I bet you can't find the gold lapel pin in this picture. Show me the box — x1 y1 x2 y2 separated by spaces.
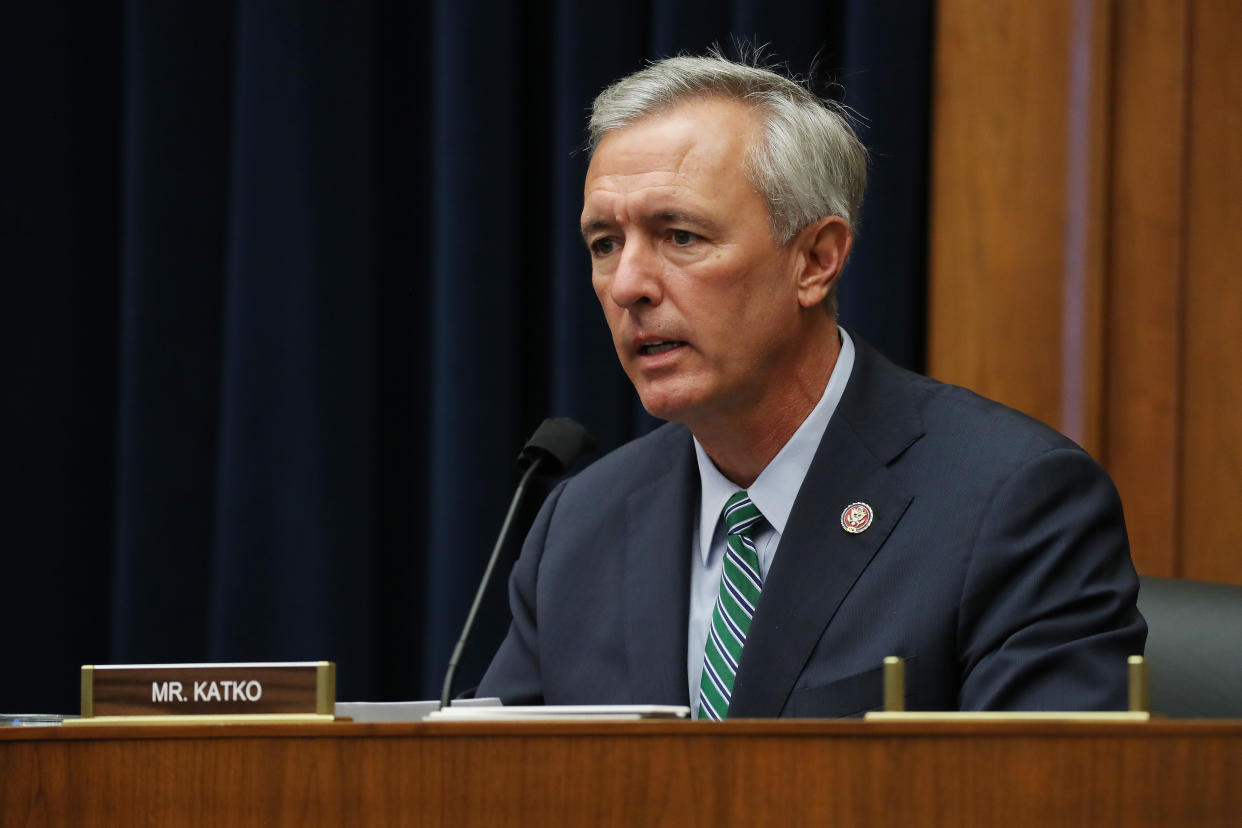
841 502 874 534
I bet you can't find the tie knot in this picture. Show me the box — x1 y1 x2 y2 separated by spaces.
723 490 763 538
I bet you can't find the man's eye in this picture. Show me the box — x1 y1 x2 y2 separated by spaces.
670 230 698 246
591 238 619 256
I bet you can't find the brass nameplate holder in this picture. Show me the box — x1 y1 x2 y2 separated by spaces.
864 655 1151 721
65 661 335 726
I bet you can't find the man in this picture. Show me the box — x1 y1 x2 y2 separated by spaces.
477 54 1145 717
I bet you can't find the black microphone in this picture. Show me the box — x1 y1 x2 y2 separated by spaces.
517 417 597 476
438 417 595 710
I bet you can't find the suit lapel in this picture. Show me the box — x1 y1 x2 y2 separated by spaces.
623 427 697 705
728 337 924 717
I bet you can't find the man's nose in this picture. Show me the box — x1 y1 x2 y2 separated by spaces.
609 240 662 308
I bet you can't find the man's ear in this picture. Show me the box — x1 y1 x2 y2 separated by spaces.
794 217 852 309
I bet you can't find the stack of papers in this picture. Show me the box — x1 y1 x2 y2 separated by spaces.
334 697 501 722
425 704 690 722
334 700 691 723
0 714 68 727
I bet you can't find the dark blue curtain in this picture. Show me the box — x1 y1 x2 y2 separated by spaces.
1 0 931 712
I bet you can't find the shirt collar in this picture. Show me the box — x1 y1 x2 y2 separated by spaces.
694 327 856 564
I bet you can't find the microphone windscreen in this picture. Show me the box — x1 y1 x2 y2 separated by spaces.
517 417 595 476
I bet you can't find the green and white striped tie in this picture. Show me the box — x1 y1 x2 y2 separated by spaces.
697 490 765 720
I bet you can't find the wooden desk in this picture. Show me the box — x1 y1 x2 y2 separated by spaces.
3 719 1241 826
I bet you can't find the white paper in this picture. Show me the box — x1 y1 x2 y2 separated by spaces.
425 704 690 722
334 697 503 722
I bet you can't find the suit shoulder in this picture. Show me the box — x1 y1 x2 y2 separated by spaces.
561 421 692 495
847 338 1082 467
921 378 1080 454
894 373 1101 492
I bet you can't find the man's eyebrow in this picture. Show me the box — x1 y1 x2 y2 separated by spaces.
580 217 614 240
652 210 721 234
579 210 722 240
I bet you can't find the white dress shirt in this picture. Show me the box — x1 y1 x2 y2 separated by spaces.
687 328 856 715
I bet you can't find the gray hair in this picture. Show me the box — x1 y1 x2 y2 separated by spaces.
588 54 869 297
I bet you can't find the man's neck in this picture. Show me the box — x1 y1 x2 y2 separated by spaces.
690 323 841 487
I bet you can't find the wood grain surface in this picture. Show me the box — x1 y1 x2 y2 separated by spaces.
929 0 1242 583
928 0 1075 432
3 720 1242 826
1181 0 1242 582
1100 0 1189 578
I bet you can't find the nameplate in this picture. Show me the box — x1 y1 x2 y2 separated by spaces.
68 662 335 725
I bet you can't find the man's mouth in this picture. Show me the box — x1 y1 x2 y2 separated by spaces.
638 340 687 356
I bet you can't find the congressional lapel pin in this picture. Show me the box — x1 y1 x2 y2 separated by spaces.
841 502 874 534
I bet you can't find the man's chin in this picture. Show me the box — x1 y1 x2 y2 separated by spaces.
629 371 723 426
635 391 704 426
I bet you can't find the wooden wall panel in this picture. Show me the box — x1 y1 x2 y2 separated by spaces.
930 0 1242 583
1101 0 1189 577
1181 0 1242 581
928 1 1075 432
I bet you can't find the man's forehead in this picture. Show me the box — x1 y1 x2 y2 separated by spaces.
586 98 757 179
585 132 700 189
581 166 738 232
582 100 758 221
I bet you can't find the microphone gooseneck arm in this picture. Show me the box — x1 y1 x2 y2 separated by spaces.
438 454 545 711
438 417 594 710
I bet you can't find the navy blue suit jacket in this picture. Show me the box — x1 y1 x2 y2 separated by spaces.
478 336 1146 716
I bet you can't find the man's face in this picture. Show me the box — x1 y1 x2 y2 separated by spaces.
581 97 808 429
